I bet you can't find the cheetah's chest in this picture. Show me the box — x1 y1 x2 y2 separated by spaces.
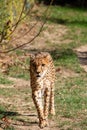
37 78 51 89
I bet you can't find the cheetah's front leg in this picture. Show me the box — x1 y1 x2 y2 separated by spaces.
32 89 45 128
44 88 50 126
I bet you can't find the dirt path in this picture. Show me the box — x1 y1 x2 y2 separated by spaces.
0 77 58 130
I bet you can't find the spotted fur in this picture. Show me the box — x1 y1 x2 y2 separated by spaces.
30 52 55 128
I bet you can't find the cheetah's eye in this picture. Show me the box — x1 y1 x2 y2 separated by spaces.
32 63 36 68
42 64 45 66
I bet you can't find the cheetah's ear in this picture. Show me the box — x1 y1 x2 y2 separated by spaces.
29 54 35 60
44 53 52 62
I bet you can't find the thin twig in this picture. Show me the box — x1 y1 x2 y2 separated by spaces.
10 21 38 42
0 19 46 53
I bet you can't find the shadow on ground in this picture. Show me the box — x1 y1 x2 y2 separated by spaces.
76 52 87 65
47 17 87 27
28 48 87 65
0 110 38 129
27 48 76 59
0 110 19 117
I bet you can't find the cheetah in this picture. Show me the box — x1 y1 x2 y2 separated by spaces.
30 52 55 128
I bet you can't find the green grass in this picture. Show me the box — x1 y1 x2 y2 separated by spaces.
0 105 6 119
49 6 87 27
47 6 87 48
51 48 83 73
0 74 13 85
0 88 18 97
55 74 87 129
8 66 30 80
8 56 30 80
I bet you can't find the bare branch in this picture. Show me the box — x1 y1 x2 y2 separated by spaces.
0 19 46 53
0 0 54 53
10 21 38 43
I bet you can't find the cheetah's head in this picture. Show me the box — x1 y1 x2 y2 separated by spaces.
30 52 51 78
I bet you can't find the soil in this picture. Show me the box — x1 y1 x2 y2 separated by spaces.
74 45 87 72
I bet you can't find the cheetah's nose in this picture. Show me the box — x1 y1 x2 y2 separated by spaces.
36 71 41 77
36 71 40 74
